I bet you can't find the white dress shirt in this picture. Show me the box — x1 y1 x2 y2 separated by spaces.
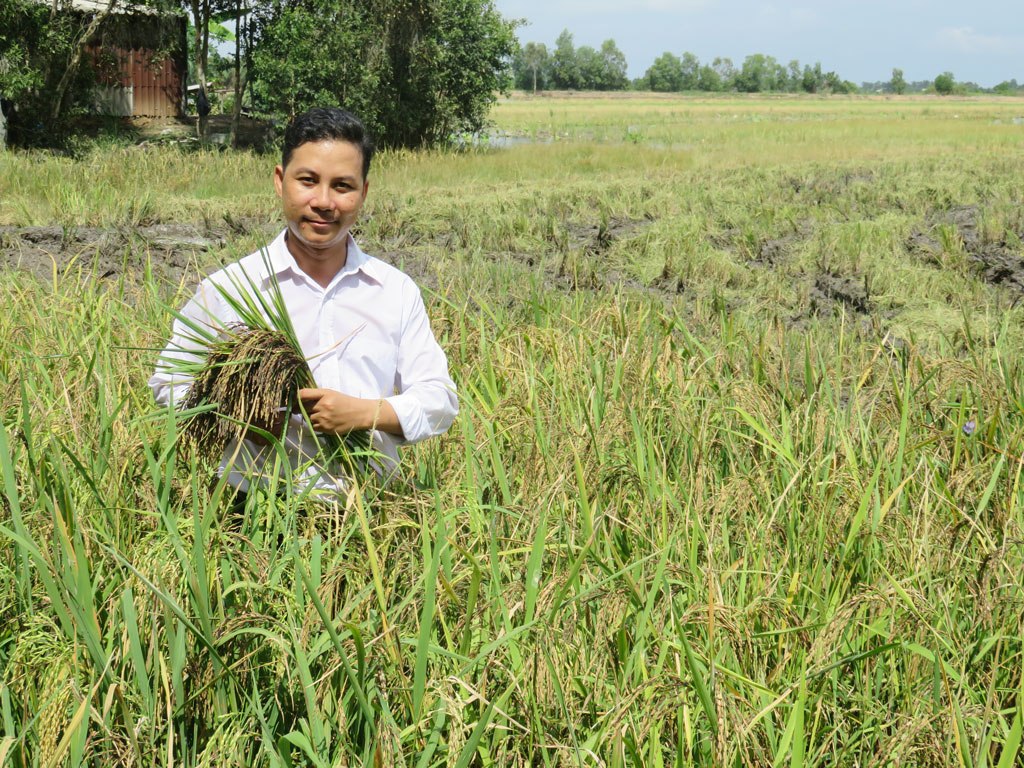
149 229 458 493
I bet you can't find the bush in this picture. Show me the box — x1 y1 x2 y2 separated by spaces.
934 72 955 95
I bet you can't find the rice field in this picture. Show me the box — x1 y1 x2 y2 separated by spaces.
0 93 1023 766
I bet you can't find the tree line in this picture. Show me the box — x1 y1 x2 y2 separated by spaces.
512 31 859 94
867 70 1021 96
513 30 1022 97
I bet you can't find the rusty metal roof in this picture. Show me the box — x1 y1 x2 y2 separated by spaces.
35 0 175 16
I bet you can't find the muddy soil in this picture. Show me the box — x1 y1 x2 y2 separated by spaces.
911 205 1024 295
970 244 1024 296
710 220 813 268
810 273 871 316
787 169 875 204
566 216 651 256
0 220 277 287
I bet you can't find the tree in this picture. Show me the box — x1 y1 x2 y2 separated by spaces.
519 41 548 93
934 71 955 95
679 51 699 90
598 39 628 91
736 53 776 92
645 52 683 92
576 45 603 90
550 28 580 89
801 61 823 93
787 59 801 92
890 67 906 95
250 0 516 147
697 63 721 91
183 0 239 139
712 57 736 90
770 59 787 91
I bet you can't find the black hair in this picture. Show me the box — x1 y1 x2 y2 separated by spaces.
281 107 375 181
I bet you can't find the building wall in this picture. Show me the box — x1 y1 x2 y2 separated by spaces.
88 15 186 118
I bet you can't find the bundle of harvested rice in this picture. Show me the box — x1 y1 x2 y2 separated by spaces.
182 324 310 452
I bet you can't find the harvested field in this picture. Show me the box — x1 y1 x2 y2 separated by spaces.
1 94 1024 767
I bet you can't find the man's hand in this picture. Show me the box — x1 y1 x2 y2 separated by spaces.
246 407 289 446
297 388 404 437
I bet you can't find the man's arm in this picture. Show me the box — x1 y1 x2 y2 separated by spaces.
149 280 230 408
294 282 457 443
383 281 459 444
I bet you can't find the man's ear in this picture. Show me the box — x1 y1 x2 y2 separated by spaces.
273 165 285 198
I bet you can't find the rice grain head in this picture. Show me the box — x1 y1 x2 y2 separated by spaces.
183 324 309 455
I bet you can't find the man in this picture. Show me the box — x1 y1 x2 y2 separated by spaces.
150 107 458 493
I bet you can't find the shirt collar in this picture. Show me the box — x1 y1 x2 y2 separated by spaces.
266 228 383 287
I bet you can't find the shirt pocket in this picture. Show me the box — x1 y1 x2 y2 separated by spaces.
338 328 400 396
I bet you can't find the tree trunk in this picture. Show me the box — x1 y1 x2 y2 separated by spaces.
189 0 209 140
50 0 118 121
230 0 245 148
0 105 7 151
532 66 537 94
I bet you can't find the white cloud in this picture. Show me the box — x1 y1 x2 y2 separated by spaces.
935 27 1021 55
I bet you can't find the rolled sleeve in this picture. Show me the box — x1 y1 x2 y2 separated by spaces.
386 283 458 444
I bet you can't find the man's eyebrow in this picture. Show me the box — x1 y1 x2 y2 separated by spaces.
290 167 359 183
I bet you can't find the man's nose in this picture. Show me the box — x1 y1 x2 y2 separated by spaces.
309 184 335 209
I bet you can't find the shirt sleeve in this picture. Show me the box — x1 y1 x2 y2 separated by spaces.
384 281 458 444
148 279 233 409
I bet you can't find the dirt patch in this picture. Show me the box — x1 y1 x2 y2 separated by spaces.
0 220 276 287
810 273 871 316
939 205 982 252
969 244 1024 296
649 263 687 295
788 169 875 203
712 221 812 267
709 228 739 251
566 216 651 256
912 205 1024 294
906 229 941 259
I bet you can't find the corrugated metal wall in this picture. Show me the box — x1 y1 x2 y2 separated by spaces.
87 15 185 118
89 46 183 118
129 47 183 117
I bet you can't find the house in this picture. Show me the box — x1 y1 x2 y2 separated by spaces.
75 0 187 118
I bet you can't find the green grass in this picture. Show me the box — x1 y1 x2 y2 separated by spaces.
0 94 1023 766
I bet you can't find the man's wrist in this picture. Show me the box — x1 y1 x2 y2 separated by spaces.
361 397 383 431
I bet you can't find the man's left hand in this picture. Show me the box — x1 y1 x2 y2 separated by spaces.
297 388 404 437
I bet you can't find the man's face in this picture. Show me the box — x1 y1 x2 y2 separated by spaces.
274 139 369 252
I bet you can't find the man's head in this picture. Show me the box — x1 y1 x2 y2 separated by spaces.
274 107 374 255
281 107 374 182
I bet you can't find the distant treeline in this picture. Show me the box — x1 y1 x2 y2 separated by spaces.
862 76 1022 95
512 30 1021 96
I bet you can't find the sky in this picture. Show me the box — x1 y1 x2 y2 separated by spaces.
493 0 1023 86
